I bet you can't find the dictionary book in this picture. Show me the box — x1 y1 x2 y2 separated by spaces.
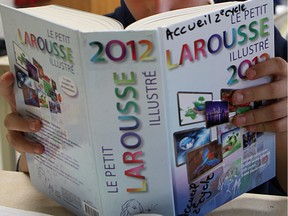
0 0 276 215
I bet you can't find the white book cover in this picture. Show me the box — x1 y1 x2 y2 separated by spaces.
0 0 276 215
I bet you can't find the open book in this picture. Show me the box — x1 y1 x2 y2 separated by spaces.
0 0 276 215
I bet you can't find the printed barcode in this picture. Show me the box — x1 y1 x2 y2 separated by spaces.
84 203 100 216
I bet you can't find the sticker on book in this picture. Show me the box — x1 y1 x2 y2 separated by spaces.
205 100 229 128
59 75 78 97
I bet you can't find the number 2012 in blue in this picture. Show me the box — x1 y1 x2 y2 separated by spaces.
227 53 269 85
89 39 155 63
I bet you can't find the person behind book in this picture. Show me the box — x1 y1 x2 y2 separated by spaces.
0 0 287 197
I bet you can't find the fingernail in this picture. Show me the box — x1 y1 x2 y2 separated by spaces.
235 92 244 103
246 69 256 79
34 146 44 154
29 121 36 131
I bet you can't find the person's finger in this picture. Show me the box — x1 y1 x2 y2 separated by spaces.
232 79 287 105
6 130 45 154
4 112 42 133
0 71 16 112
233 98 287 132
245 117 287 133
245 57 287 80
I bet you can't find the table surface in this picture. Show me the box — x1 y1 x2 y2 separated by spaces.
0 170 287 216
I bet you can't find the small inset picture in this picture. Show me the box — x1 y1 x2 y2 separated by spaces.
55 102 62 113
22 84 40 107
260 152 270 167
174 127 211 166
26 60 39 82
15 65 28 88
242 131 257 149
43 78 53 97
13 42 29 70
205 101 229 128
217 121 237 144
49 101 58 113
50 91 58 102
187 140 222 183
221 127 242 158
33 58 44 79
38 91 49 108
220 89 237 112
51 79 57 91
177 92 213 126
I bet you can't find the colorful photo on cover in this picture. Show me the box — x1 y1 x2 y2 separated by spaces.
13 42 29 70
216 121 237 144
205 101 229 128
186 140 222 183
242 131 257 149
221 127 242 158
26 60 39 82
49 101 58 113
33 58 44 79
22 84 40 107
242 130 258 159
38 91 49 108
174 127 211 166
51 79 57 91
220 89 237 112
177 92 213 126
43 78 53 97
15 64 28 88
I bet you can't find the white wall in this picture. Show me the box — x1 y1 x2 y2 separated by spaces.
0 0 14 38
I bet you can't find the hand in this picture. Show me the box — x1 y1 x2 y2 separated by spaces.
0 72 44 171
232 57 287 133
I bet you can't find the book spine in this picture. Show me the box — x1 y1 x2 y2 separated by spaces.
80 30 175 215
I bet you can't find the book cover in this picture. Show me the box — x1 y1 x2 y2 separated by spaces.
0 0 276 215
